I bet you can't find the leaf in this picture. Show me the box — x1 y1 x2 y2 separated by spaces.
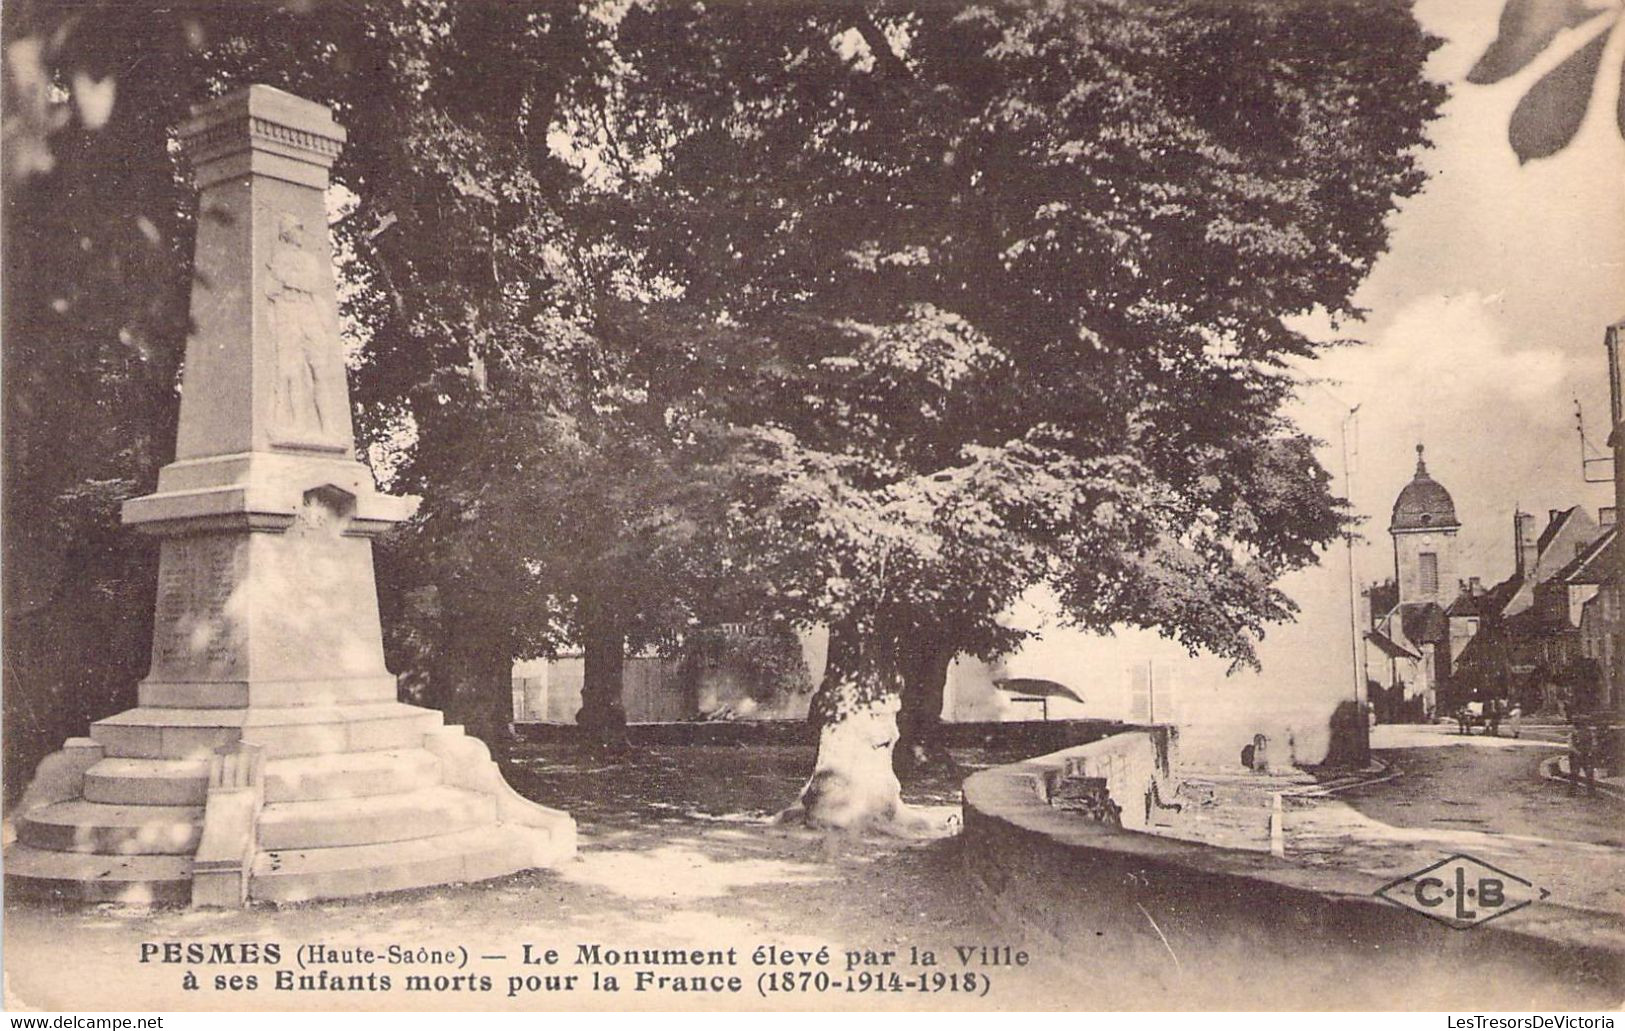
1467 0 1597 84
4 37 65 180
1508 26 1611 163
1618 46 1625 141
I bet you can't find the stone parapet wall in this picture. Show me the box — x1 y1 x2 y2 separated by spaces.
1033 725 1176 830
958 737 1625 1009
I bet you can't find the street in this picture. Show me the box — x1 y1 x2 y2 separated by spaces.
1348 723 1621 846
1287 723 1625 927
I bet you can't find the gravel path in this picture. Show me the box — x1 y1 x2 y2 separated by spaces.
1344 724 1623 847
4 745 1082 1012
1281 724 1625 924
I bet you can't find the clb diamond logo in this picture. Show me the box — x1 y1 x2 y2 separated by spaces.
1375 854 1550 930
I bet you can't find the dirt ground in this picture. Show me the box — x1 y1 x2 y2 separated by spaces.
5 738 1622 1012
1275 725 1625 914
4 744 1093 1012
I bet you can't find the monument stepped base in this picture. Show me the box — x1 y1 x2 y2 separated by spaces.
4 847 196 905
6 702 575 906
250 825 545 904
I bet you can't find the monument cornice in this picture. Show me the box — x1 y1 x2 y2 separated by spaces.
179 85 346 189
122 482 418 539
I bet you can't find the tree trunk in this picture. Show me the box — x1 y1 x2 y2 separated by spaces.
785 622 944 834
894 635 955 776
576 601 628 748
428 607 513 747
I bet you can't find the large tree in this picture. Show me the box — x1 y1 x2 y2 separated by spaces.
287 3 759 745
606 0 1444 829
3 1 225 795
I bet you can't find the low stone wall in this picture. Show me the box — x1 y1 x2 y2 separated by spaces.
1032 724 1176 830
959 735 1625 1009
514 718 1136 752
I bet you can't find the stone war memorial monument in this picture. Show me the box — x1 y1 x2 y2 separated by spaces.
4 86 576 906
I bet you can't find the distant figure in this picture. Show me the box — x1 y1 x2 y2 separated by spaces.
1508 705 1522 739
1485 700 1502 738
1569 722 1597 795
1249 733 1271 774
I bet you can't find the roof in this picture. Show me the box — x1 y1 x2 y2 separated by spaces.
1398 602 1449 645
1446 589 1486 618
1554 524 1617 586
1536 507 1582 555
1479 575 1525 619
1504 604 1569 635
1455 631 1488 669
1390 445 1459 532
1366 628 1421 660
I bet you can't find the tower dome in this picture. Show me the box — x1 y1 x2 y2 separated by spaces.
1390 444 1459 532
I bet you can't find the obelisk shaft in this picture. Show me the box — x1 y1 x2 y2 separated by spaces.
121 85 414 703
174 92 356 460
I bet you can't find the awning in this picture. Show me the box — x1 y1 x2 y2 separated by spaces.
992 677 1085 705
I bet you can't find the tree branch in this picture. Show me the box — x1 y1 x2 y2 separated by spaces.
847 6 910 81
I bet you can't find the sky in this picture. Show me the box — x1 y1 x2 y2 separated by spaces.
988 0 1625 758
1298 0 1625 588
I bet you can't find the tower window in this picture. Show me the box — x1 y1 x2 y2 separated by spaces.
1419 552 1439 594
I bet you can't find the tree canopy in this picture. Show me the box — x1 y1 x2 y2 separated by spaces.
608 0 1441 653
592 0 1443 819
3 0 1444 819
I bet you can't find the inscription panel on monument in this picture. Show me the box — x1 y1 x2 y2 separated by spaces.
151 535 244 680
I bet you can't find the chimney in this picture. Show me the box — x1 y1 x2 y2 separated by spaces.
1602 506 1617 528
1514 511 1538 579
1469 576 1482 595
1549 509 1563 528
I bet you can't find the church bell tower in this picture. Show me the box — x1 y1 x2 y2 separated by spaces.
1390 444 1461 606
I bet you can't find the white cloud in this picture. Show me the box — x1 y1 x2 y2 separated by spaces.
1346 291 1565 408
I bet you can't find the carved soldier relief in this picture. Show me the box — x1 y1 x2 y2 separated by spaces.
265 212 337 445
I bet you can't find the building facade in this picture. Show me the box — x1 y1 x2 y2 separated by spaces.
1365 446 1459 719
1360 443 1616 720
1596 319 1625 711
1452 506 1614 715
